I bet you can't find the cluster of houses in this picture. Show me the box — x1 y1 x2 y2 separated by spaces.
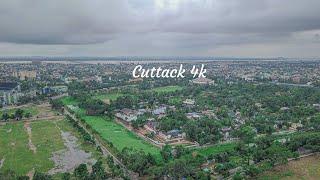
114 98 248 145
115 104 189 146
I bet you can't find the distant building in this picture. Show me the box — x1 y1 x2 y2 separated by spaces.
115 108 138 123
186 112 201 119
152 106 167 116
166 129 182 139
313 104 320 111
190 77 214 85
13 71 37 80
183 99 195 106
0 82 21 106
144 119 158 134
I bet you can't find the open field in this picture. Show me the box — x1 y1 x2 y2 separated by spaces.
0 118 100 176
0 120 64 175
94 92 124 101
60 97 79 106
0 106 39 118
150 85 183 93
259 154 320 180
195 142 237 156
60 96 161 159
94 92 124 104
82 116 161 158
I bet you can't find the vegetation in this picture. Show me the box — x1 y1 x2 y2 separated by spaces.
0 120 64 175
82 116 161 158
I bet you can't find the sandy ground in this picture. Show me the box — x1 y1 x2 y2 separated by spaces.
48 131 96 175
24 121 37 154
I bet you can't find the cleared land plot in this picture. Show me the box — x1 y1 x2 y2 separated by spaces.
0 120 64 175
0 119 98 176
94 92 124 104
150 86 183 93
195 143 237 156
259 154 320 180
82 116 161 158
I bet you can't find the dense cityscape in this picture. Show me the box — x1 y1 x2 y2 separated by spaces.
1 0 320 179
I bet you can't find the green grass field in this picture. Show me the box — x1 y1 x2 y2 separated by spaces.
59 96 161 158
60 96 79 106
168 96 182 105
150 85 183 93
82 116 161 158
194 142 237 156
0 106 39 118
94 92 124 102
0 120 64 175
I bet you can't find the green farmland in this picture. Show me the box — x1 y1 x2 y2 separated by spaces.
82 116 161 158
94 92 124 101
60 96 79 106
0 120 64 175
195 142 237 156
60 96 161 159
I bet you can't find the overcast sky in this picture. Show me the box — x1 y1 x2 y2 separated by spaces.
0 0 319 58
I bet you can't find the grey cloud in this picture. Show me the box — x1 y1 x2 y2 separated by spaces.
0 0 319 57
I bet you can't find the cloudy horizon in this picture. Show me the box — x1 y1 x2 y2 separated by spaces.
0 0 320 58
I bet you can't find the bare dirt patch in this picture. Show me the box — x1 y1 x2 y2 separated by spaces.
0 158 5 169
48 131 96 174
24 121 37 154
27 168 35 179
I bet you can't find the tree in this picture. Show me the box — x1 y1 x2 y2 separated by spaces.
33 171 52 180
120 148 156 175
50 99 64 111
265 142 291 166
235 126 257 165
174 145 188 158
24 112 32 118
74 164 89 179
1 112 9 121
61 172 71 180
14 109 24 120
161 145 172 162
91 160 107 179
236 126 256 144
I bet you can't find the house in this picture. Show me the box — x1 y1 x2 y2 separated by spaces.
221 127 232 141
115 108 138 123
166 129 182 139
280 107 290 111
144 119 158 134
313 104 320 111
289 122 303 131
152 106 167 116
183 99 195 106
190 77 215 85
201 110 216 118
186 112 201 120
